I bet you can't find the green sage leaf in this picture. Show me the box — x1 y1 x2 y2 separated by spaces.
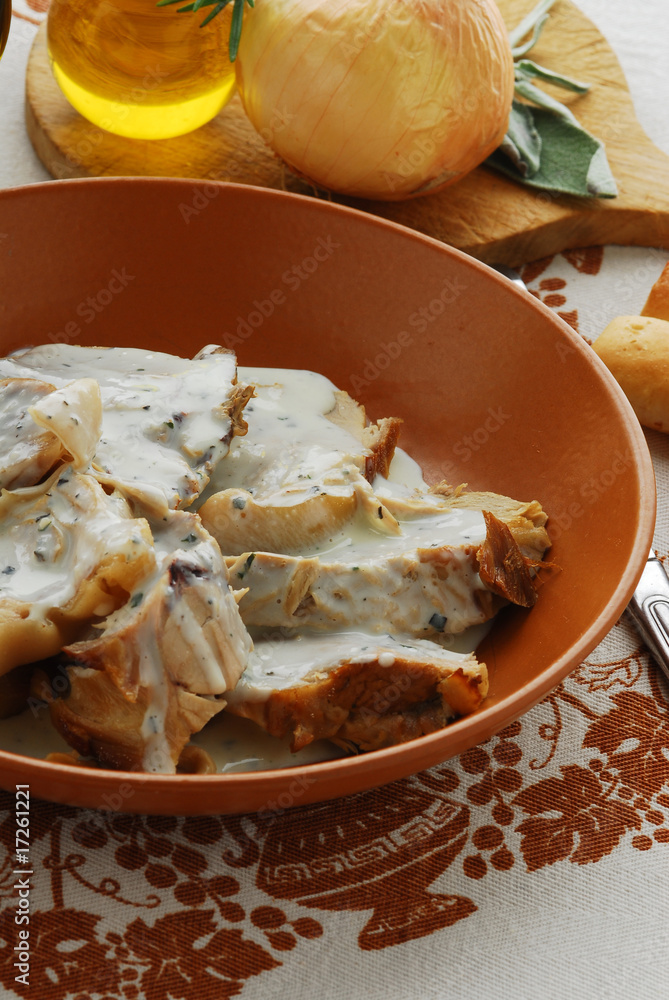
508 0 558 50
486 105 618 199
511 14 550 59
515 59 590 94
513 79 580 125
499 102 542 177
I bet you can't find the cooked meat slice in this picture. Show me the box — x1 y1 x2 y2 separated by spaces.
200 487 358 557
228 551 320 619
0 344 249 515
51 511 252 772
28 377 103 471
226 544 495 636
427 483 550 560
225 487 549 635
1 376 105 492
38 666 224 773
0 469 154 676
224 630 488 752
197 368 402 553
477 511 541 607
324 390 402 480
200 477 400 557
0 378 64 489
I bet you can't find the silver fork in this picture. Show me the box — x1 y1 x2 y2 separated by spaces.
627 552 669 683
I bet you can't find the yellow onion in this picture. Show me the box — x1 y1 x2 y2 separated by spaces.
236 0 514 200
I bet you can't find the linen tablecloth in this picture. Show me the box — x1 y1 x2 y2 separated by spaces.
1 2 669 998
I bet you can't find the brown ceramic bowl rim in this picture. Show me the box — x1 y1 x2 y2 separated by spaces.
0 177 656 814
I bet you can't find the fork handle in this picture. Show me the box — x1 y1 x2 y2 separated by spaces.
627 551 669 684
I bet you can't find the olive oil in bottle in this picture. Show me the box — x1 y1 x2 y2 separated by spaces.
47 0 236 140
0 0 11 61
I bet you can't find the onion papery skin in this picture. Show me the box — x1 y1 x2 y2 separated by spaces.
236 0 515 201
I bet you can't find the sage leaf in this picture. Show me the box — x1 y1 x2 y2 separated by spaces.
513 79 580 125
499 102 542 177
508 0 557 50
511 14 550 59
515 59 590 95
586 144 619 199
486 105 618 198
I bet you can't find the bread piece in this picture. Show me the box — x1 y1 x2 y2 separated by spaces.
224 630 488 752
641 262 669 322
593 315 669 431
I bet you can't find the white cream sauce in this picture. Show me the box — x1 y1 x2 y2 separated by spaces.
300 504 485 560
0 468 147 611
382 450 428 493
227 628 478 701
201 366 369 504
136 640 171 774
1 345 238 514
0 703 346 772
190 712 346 771
0 707 74 760
0 378 60 490
0 358 498 773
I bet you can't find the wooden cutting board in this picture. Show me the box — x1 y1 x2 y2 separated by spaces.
25 0 669 266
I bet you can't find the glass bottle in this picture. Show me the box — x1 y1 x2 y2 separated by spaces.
46 0 236 140
0 0 10 61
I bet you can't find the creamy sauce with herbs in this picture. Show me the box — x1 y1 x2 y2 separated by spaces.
1 345 238 514
190 712 346 771
300 504 485 560
0 469 146 612
228 628 480 700
0 358 497 773
201 366 370 504
0 707 74 760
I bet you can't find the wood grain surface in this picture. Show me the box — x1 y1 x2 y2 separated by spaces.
25 0 669 265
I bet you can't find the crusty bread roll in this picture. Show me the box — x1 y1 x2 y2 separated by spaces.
593 315 669 431
641 262 669 322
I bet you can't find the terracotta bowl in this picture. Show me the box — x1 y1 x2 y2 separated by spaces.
0 178 655 815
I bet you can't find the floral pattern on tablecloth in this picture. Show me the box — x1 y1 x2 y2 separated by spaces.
0 636 668 998
8 0 43 27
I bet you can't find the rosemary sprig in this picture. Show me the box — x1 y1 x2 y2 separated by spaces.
156 0 254 61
